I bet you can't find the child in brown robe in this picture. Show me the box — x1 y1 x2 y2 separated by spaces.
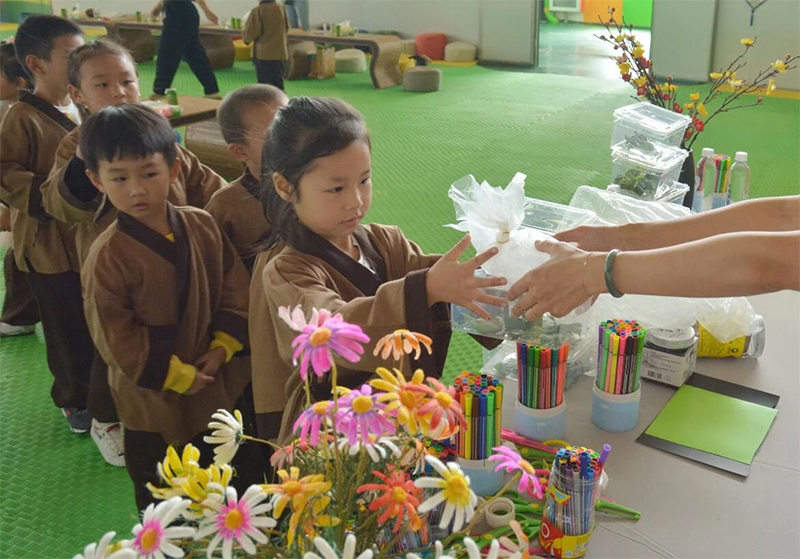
80 104 263 511
0 16 91 433
205 84 287 273
39 40 226 467
249 96 507 443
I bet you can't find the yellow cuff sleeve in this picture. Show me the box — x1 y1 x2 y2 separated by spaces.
162 355 197 393
210 330 244 363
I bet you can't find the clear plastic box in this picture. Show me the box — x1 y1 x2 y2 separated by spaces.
611 146 688 200
523 198 596 233
611 102 691 150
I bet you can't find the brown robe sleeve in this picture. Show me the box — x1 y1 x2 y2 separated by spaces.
82 243 178 391
211 224 250 347
243 6 261 45
177 145 227 208
0 108 49 221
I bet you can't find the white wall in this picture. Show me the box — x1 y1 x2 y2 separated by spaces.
711 0 800 91
52 0 483 44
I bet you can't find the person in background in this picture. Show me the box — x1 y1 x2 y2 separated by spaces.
150 0 221 99
282 0 309 30
0 16 91 434
507 195 800 321
0 40 39 337
243 0 289 90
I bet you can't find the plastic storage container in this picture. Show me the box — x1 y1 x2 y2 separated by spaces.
540 465 603 557
591 384 641 432
611 146 689 200
611 102 692 150
641 327 697 387
515 400 566 441
522 198 596 234
458 458 506 497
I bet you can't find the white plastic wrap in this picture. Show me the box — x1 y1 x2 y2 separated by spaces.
448 173 551 285
569 185 691 225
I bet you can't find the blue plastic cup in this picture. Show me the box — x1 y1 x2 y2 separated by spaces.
458 457 505 497
591 384 641 432
514 400 566 442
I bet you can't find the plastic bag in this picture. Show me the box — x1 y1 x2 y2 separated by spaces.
569 184 690 225
448 173 551 285
696 297 763 343
607 180 690 204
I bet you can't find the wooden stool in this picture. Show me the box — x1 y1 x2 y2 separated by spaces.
285 40 316 80
116 28 155 63
184 121 242 181
199 33 235 70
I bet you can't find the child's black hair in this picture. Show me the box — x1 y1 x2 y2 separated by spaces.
79 103 178 174
260 96 371 249
68 40 136 89
13 15 83 79
218 84 287 145
0 41 32 89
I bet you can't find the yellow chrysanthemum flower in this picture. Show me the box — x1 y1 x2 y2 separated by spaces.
728 79 744 88
182 463 233 508
740 38 754 47
633 76 647 87
371 367 429 435
771 59 787 73
690 92 701 102
614 34 624 43
618 62 631 74
684 103 695 111
710 72 723 80
766 78 777 95
261 467 331 544
632 46 644 58
696 103 708 117
663 82 678 93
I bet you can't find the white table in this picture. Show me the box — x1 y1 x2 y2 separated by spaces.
502 291 800 558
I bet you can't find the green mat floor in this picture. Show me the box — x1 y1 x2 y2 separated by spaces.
0 59 798 558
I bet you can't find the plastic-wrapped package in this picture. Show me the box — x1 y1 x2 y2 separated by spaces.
448 173 552 286
695 297 763 343
607 180 689 204
569 185 691 225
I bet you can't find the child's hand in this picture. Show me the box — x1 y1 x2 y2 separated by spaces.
426 234 507 321
185 370 215 395
195 346 227 377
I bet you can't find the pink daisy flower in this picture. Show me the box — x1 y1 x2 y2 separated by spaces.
278 306 370 382
488 446 544 499
293 400 335 446
336 385 395 445
195 485 276 559
131 497 194 559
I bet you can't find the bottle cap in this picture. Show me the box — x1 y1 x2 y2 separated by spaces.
702 147 715 158
735 151 748 162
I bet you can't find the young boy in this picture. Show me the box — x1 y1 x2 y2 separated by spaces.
80 103 263 510
0 40 39 337
243 0 289 90
205 84 287 272
0 16 93 433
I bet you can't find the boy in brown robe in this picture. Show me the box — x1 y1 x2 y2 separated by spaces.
80 103 263 511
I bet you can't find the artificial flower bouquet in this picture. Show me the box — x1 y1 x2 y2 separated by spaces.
597 7 798 149
73 310 547 559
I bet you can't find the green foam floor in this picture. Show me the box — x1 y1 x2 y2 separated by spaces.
1 58 798 558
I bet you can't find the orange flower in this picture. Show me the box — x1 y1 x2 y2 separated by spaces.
261 467 331 544
407 378 466 438
373 329 433 361
357 469 422 533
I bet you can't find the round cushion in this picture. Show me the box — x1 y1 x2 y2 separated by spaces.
444 41 477 62
416 32 447 60
233 39 252 61
403 66 442 93
334 48 367 73
400 39 417 56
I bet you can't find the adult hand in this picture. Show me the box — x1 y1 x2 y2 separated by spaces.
151 2 163 19
508 239 601 321
426 234 507 321
555 225 619 252
195 346 227 377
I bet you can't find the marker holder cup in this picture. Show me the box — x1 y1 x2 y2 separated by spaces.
514 400 566 441
457 457 505 497
539 467 602 558
591 384 642 432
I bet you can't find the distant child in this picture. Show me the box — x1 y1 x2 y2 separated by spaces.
243 0 289 90
0 40 39 338
249 97 506 442
80 104 263 511
206 84 288 272
40 40 227 467
0 16 91 433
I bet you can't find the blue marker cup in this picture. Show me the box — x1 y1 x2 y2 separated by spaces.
458 457 505 497
514 400 566 442
591 384 641 432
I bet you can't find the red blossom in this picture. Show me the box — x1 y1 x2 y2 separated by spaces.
637 86 647 96
673 103 683 113
693 119 705 132
661 93 670 100
684 127 693 140
757 97 764 103
622 73 631 82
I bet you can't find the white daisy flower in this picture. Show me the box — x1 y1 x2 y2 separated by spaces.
414 455 477 532
465 538 510 559
73 531 135 559
204 409 244 466
195 485 276 559
303 533 373 559
407 541 454 559
130 497 195 559
335 434 401 463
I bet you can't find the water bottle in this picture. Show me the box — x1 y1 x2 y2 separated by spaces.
693 147 715 213
728 151 751 204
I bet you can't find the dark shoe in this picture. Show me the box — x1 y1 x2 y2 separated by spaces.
62 407 92 434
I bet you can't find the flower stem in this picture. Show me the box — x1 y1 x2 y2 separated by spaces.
240 434 282 450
